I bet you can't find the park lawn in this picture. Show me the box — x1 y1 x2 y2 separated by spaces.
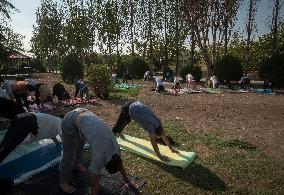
83 121 284 194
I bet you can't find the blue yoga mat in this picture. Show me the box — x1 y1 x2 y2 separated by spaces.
0 130 62 184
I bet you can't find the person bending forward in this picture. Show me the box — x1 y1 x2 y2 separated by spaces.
112 100 179 161
59 108 136 194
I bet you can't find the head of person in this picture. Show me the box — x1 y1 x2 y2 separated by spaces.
104 154 123 174
26 84 35 92
154 126 164 138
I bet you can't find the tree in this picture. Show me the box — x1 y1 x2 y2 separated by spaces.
270 0 282 53
85 63 112 99
64 0 93 65
214 55 243 84
31 0 64 72
0 0 18 20
245 0 259 75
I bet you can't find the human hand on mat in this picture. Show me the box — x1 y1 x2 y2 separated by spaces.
170 148 180 154
116 133 125 139
123 181 139 189
158 154 170 162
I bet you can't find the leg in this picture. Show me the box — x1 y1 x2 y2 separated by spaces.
0 120 32 163
14 93 22 106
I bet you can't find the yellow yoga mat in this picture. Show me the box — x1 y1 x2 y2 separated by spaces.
117 135 196 170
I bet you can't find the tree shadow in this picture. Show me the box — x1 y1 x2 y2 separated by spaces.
140 156 227 192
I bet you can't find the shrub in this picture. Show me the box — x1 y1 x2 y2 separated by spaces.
127 58 149 79
61 53 84 84
214 55 243 83
180 65 203 82
85 63 112 99
30 58 46 73
259 54 284 87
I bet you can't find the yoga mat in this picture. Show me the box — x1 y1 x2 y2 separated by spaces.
251 89 276 95
14 164 144 195
0 130 62 184
114 83 144 89
117 135 196 170
180 88 202 93
200 88 221 94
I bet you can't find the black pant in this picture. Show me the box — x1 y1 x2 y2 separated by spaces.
0 97 26 119
0 113 38 163
112 100 135 134
14 93 29 108
157 85 165 93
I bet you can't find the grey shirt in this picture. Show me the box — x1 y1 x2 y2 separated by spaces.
129 101 161 135
62 108 120 175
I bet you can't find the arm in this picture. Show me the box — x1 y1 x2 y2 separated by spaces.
51 136 62 145
149 135 170 162
90 173 100 195
161 131 179 153
119 163 138 189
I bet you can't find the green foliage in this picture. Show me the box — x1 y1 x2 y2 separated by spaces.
214 55 243 83
163 66 174 78
180 65 202 82
85 63 112 100
61 53 83 84
31 0 64 70
259 54 284 87
127 58 149 79
110 88 139 100
29 58 46 73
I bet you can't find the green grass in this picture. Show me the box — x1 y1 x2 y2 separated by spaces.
84 121 284 194
110 88 139 100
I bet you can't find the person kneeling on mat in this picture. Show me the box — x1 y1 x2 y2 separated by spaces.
59 108 137 194
0 112 63 164
112 100 179 162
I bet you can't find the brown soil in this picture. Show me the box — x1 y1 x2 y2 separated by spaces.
23 73 284 161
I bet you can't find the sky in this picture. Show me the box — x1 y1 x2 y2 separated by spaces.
8 0 284 52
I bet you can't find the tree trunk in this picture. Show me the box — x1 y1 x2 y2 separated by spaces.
190 29 195 66
130 0 135 59
271 0 280 54
175 0 180 76
224 20 228 56
245 0 253 75
148 0 154 72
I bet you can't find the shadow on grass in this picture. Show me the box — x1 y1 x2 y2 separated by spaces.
141 156 227 192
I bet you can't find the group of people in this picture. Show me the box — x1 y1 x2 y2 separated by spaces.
0 90 179 194
0 76 91 113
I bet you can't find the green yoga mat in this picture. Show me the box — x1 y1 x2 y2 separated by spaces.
114 83 144 89
117 135 196 170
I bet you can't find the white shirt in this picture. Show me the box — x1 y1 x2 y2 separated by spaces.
25 79 37 86
210 76 218 84
186 74 194 82
174 77 179 84
155 78 163 87
33 113 62 140
144 71 150 77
